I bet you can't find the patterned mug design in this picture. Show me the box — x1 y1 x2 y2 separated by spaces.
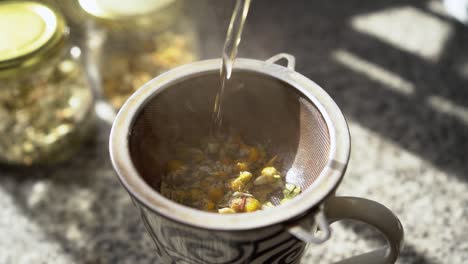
138 205 306 264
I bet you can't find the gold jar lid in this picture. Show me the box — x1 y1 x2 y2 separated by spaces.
77 0 178 33
0 1 66 72
78 0 175 19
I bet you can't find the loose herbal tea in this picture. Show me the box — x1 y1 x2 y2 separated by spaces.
102 32 196 109
0 56 94 165
0 1 94 165
160 135 301 213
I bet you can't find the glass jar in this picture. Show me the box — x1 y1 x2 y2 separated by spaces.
0 1 94 166
56 0 199 109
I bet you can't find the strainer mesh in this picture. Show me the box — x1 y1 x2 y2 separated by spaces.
129 70 330 202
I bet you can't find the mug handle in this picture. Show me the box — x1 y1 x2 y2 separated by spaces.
288 196 404 264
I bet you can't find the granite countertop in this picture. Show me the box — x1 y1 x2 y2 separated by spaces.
1 0 467 263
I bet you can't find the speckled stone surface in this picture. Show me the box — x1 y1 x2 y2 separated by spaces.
1 0 468 263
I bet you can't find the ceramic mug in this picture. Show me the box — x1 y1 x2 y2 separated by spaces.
109 53 404 264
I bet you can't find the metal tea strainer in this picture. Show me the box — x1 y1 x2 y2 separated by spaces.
129 58 334 206
111 53 352 231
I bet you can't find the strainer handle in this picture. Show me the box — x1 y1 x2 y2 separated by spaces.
325 196 404 264
266 53 296 70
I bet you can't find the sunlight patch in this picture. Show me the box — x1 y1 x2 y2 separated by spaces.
351 6 453 61
332 49 415 95
427 95 468 124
